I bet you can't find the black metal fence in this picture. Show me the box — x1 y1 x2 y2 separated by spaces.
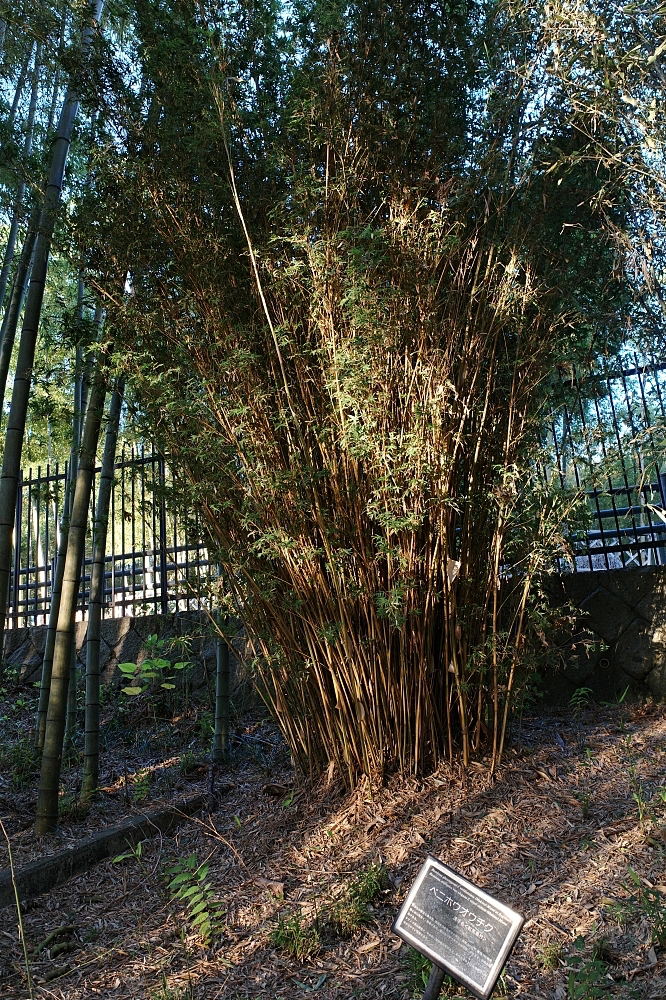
542 355 666 572
6 445 215 628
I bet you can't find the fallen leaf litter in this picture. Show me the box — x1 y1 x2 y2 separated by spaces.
0 702 665 998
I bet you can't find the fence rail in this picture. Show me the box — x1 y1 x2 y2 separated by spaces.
6 445 215 628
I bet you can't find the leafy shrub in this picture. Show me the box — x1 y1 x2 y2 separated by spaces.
119 634 191 697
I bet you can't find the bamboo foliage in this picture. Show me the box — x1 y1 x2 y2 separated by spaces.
113 197 592 784
0 0 105 657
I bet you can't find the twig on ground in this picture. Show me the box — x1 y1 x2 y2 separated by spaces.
0 818 34 999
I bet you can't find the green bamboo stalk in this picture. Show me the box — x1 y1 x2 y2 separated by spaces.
82 379 124 800
0 221 36 416
212 613 230 764
35 354 109 834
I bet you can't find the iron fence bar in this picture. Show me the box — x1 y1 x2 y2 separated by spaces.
589 388 625 567
637 362 659 554
632 354 664 560
604 376 643 561
158 453 169 615
12 471 22 626
571 376 611 570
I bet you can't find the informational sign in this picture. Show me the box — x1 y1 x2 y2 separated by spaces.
392 856 523 1000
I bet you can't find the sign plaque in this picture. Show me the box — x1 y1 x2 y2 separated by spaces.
392 855 523 1000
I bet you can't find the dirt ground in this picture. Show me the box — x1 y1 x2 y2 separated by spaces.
1 681 665 1000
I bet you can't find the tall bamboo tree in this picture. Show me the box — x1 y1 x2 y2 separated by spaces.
36 306 98 749
0 0 104 659
0 41 39 311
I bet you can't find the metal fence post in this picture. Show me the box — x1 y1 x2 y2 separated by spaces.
158 455 169 615
12 471 22 628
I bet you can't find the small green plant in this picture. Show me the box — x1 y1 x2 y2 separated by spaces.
609 870 666 947
165 852 225 945
569 686 592 715
328 863 387 938
198 711 214 739
575 790 591 820
282 788 296 809
405 948 431 993
538 940 563 970
590 937 614 964
132 768 151 803
118 634 191 697
0 735 39 788
113 840 144 863
566 936 609 999
624 735 650 825
328 896 368 937
270 911 320 961
569 687 592 747
179 751 198 776
402 948 460 998
350 863 386 904
150 974 194 1000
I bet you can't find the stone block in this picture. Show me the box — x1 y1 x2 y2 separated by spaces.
18 644 43 684
562 573 604 608
563 656 596 685
99 617 125 649
113 626 145 668
578 587 636 643
610 619 654 680
636 585 666 628
78 636 113 673
646 663 666 700
601 567 661 611
3 627 30 659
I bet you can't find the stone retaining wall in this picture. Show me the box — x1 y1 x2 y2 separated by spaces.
4 611 245 698
7 568 666 707
545 566 666 704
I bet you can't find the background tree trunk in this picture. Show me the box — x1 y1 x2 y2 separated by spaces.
6 42 32 132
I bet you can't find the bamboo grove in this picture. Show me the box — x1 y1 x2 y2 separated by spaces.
0 0 664 824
